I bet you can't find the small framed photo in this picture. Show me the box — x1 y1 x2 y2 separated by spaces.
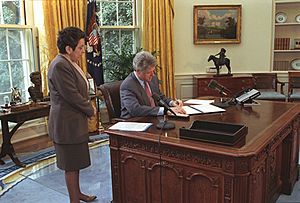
294 39 300 49
88 78 96 95
193 5 242 44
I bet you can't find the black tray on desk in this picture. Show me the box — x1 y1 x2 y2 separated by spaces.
179 120 248 146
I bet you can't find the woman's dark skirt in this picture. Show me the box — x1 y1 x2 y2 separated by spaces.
54 142 91 171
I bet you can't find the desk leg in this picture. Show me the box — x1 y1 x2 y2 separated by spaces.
0 120 26 167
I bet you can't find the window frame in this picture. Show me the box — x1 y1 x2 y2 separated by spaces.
0 25 36 101
97 0 141 81
0 0 39 133
0 0 38 105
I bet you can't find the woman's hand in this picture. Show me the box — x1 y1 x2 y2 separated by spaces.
88 105 97 119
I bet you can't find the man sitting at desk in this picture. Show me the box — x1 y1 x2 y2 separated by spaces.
120 51 185 118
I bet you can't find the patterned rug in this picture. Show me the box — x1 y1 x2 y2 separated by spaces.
0 133 109 196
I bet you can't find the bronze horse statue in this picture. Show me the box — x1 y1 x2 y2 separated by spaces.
208 55 231 75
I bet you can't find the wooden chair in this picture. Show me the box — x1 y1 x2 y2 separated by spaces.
288 71 300 102
98 81 123 123
252 73 286 101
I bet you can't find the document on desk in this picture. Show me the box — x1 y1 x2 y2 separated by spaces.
182 106 202 115
109 122 152 131
182 104 225 115
184 99 214 105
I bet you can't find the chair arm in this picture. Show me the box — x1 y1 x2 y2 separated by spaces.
276 80 285 94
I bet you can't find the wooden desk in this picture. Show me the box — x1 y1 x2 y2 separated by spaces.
0 104 50 167
194 75 255 97
106 101 299 203
0 95 101 167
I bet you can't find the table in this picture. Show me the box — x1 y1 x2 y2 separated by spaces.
0 95 101 167
106 101 299 203
194 74 255 98
0 103 50 167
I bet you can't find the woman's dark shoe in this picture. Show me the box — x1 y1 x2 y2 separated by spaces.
79 195 97 202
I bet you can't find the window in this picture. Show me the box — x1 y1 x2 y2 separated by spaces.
96 0 140 82
0 0 35 105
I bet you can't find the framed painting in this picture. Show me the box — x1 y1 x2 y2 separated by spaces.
193 5 241 44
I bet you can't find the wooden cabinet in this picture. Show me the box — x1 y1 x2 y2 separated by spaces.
273 1 300 71
193 75 254 98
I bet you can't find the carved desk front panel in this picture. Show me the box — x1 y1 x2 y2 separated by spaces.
107 101 300 203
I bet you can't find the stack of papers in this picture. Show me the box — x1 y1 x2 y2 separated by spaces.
109 122 152 131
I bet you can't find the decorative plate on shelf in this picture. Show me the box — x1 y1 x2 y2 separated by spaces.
291 59 300 70
275 12 287 23
295 14 300 23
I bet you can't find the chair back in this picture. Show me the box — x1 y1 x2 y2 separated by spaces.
252 73 286 101
288 71 300 97
252 73 278 91
99 81 123 122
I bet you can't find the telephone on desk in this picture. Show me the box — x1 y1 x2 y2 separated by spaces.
235 88 261 104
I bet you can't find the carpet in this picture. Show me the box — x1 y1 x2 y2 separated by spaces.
0 133 109 196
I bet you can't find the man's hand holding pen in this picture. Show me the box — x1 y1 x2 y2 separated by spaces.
172 99 186 114
172 99 183 107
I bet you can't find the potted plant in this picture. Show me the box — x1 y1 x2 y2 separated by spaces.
104 48 140 82
104 48 159 82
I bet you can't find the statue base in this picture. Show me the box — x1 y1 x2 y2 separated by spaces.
213 73 233 77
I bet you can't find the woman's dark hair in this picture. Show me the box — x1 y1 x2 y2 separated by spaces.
57 27 85 54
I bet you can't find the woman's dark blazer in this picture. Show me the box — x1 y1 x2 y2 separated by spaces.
48 55 94 144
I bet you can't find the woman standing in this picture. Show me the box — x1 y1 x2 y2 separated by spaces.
48 27 97 203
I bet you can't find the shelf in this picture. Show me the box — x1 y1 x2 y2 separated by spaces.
275 22 300 26
274 49 300 53
275 0 300 4
273 1 300 71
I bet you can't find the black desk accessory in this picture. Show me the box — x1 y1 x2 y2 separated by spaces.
180 120 248 146
152 93 175 130
208 79 232 108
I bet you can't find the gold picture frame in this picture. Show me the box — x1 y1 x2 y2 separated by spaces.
193 5 241 44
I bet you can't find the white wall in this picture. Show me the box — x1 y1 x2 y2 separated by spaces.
174 0 274 76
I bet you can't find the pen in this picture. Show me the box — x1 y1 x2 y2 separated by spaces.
174 98 183 107
189 105 203 113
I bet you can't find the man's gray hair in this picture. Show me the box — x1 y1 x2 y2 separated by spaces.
133 51 157 71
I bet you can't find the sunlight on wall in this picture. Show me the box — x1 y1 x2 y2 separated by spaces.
33 1 44 26
33 1 49 96
174 0 273 75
